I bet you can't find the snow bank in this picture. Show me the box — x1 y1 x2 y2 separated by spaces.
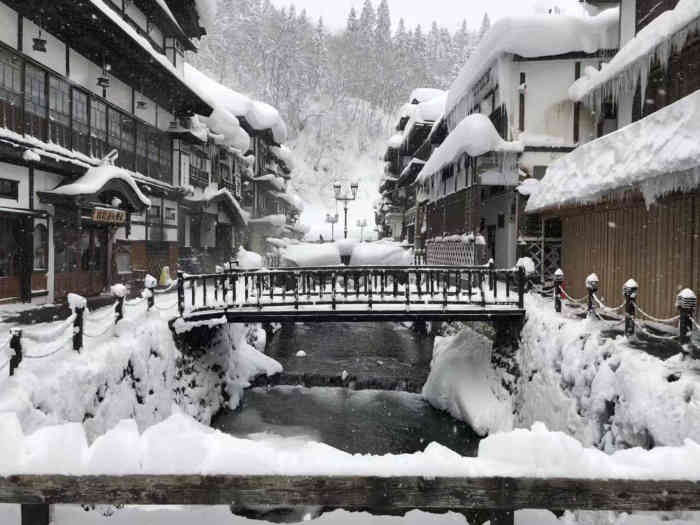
526 89 700 212
187 186 250 225
237 247 264 270
422 327 513 436
446 9 619 118
516 294 700 450
51 164 152 207
570 0 700 107
417 114 523 183
281 242 341 267
1 411 699 478
410 88 447 104
350 241 413 266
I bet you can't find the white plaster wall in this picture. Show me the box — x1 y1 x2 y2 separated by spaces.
33 170 63 213
149 23 164 48
519 150 569 177
164 228 178 242
108 75 132 113
0 162 29 209
0 3 18 49
157 107 174 130
135 93 157 126
130 224 146 241
124 2 148 31
480 192 517 268
22 19 66 76
620 0 637 47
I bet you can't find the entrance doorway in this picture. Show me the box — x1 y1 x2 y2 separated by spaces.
54 222 108 300
0 213 31 302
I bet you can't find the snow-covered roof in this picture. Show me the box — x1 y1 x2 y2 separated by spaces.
270 191 304 212
50 164 152 207
153 0 185 35
402 93 447 146
258 173 286 192
387 134 404 149
445 9 619 118
270 145 295 171
410 88 447 104
569 0 700 105
417 114 524 184
526 89 700 213
184 64 289 147
193 0 217 31
186 187 249 225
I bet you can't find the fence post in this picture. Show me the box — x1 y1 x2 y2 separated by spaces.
554 269 564 313
177 271 185 316
73 306 84 353
9 328 22 376
517 265 525 310
623 279 638 337
144 274 157 311
488 259 495 292
586 273 599 319
677 289 697 346
111 284 126 325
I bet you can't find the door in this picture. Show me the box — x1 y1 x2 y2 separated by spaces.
0 214 30 302
55 224 108 300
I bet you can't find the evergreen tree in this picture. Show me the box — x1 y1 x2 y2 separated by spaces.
479 13 492 40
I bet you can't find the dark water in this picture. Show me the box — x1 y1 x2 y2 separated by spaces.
213 322 480 457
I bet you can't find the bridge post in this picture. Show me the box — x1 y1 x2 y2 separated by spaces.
177 272 185 316
554 269 564 313
623 279 638 337
9 328 22 376
73 306 84 353
517 266 526 310
21 504 50 525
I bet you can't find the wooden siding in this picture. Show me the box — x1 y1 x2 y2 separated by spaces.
561 193 698 319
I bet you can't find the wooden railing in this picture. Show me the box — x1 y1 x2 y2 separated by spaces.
177 265 526 318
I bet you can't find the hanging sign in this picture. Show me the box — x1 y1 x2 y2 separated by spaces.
91 207 126 224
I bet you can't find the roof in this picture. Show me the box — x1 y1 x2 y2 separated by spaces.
186 188 249 227
526 89 700 213
569 0 700 104
417 114 523 184
409 88 447 104
445 8 619 118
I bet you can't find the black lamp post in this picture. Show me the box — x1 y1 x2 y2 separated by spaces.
333 182 359 240
325 213 338 241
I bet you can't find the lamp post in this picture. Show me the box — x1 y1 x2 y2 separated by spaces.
325 213 338 241
356 219 368 242
333 182 359 240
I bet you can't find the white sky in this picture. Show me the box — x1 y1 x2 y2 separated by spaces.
269 0 587 32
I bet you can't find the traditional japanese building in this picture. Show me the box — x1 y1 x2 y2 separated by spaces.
528 0 700 317
415 8 619 272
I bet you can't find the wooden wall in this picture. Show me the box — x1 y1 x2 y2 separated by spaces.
561 192 698 319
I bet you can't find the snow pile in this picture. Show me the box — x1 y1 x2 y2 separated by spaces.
237 247 264 270
417 114 523 183
402 92 446 144
0 308 279 440
271 145 296 171
1 411 699 478
526 89 700 212
387 134 404 149
350 241 414 266
446 8 619 118
187 186 250 225
515 294 700 450
281 242 341 267
51 164 152 207
422 327 514 437
247 101 288 145
21 149 40 162
570 0 700 109
257 173 286 191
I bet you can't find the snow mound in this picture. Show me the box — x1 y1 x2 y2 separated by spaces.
194 0 217 31
526 89 700 212
422 327 513 437
237 247 264 270
417 114 523 183
351 241 413 266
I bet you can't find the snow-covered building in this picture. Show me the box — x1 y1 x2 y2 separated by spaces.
376 88 445 242
0 0 218 303
417 8 619 271
527 0 700 318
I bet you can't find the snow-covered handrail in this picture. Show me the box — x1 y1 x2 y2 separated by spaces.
633 302 681 325
22 314 76 343
23 332 73 359
633 320 679 342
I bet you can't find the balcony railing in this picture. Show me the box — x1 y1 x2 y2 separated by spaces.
190 167 209 188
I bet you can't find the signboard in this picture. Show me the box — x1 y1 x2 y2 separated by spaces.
91 207 126 224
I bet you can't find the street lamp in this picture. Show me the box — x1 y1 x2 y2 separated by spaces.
356 219 368 242
333 182 359 240
325 213 339 241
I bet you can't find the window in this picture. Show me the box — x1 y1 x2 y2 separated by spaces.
91 99 108 159
0 178 18 200
33 222 48 270
24 64 47 140
0 47 23 133
49 76 71 148
533 166 548 180
115 247 132 274
165 207 176 221
159 133 171 183
72 89 89 155
135 122 149 176
148 127 161 179
498 214 505 229
120 114 136 169
148 205 161 219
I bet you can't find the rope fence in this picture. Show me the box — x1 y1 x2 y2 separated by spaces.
548 270 697 353
2 274 178 378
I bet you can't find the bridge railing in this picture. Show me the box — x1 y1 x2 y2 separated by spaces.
176 265 526 316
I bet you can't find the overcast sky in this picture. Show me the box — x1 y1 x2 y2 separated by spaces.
269 0 587 32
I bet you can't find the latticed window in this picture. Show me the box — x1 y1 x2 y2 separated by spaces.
49 76 71 148
90 99 108 159
135 122 149 176
72 89 89 155
24 64 46 140
0 47 22 133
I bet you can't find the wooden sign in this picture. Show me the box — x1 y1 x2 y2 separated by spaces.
91 207 126 225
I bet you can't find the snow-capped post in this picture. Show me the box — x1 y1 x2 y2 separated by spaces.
68 293 86 353
9 328 22 376
488 259 495 291
623 279 639 337
143 274 157 311
554 269 565 313
517 265 526 309
110 284 127 325
677 289 697 345
177 271 185 316
585 273 600 318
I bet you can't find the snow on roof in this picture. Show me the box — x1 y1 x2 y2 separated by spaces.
194 0 217 31
417 114 524 184
399 103 417 119
270 191 304 211
402 93 447 146
51 164 152 207
258 173 286 192
445 9 619 118
247 101 288 145
183 64 250 152
410 88 447 104
569 0 700 105
187 186 249 224
153 0 185 34
526 89 700 213
271 145 295 171
387 134 404 149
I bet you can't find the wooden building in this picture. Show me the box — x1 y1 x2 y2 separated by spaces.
529 0 700 317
